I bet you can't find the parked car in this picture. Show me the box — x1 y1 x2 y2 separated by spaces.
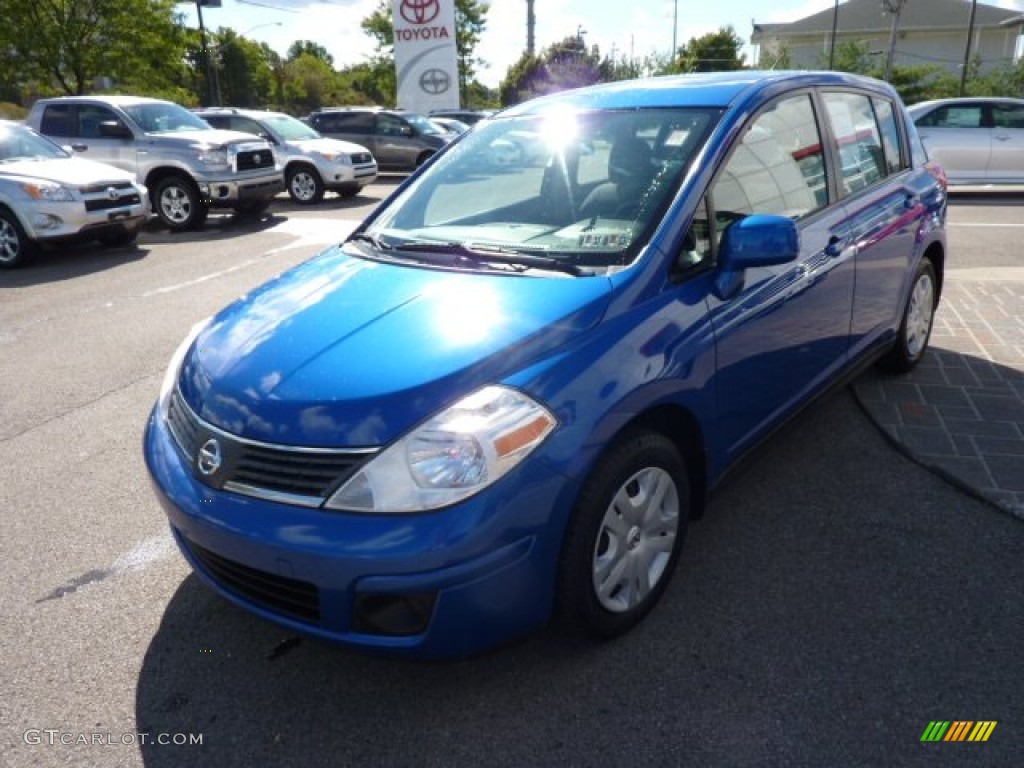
907 97 1024 184
305 107 452 172
145 71 947 659
26 96 283 231
195 107 378 204
0 120 148 268
429 109 495 126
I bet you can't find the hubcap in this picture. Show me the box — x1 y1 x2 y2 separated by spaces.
160 186 191 223
592 467 679 613
290 172 316 201
0 219 19 262
905 272 934 358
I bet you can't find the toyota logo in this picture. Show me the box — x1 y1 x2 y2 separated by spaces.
400 0 439 25
197 438 222 476
252 153 261 164
419 68 451 95
106 187 120 200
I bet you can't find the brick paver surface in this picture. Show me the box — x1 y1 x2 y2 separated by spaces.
854 274 1024 518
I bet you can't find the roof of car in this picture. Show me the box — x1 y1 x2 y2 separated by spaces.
33 95 170 106
194 107 287 119
908 96 1024 111
500 70 896 116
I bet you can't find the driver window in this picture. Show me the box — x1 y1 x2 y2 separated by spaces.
711 93 826 248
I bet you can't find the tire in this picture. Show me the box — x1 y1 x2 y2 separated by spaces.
878 259 937 374
286 164 324 204
0 207 36 268
152 176 207 231
97 228 138 248
557 428 690 639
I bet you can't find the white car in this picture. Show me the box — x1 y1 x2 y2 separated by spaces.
196 108 378 204
908 97 1024 185
0 120 149 268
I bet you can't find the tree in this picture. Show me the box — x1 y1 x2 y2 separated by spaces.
673 27 745 73
361 0 489 105
0 0 189 97
213 31 277 108
498 37 613 106
287 41 334 67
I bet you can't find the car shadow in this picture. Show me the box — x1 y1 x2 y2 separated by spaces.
140 211 290 245
0 242 150 286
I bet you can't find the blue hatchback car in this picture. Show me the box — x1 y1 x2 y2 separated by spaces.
144 71 947 659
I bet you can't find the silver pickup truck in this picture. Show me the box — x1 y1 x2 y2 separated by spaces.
26 96 284 231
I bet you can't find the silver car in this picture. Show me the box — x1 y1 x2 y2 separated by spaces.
0 120 148 268
196 108 378 204
908 97 1024 185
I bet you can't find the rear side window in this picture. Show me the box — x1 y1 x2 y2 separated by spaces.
316 112 374 133
712 93 827 222
872 98 905 174
992 103 1024 129
822 92 885 195
40 105 73 137
916 105 983 128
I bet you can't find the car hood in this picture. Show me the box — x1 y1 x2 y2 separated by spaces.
179 247 612 447
0 156 137 186
148 129 270 149
290 137 372 156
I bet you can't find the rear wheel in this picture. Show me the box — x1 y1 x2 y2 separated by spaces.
286 164 325 204
152 176 207 231
879 259 937 373
0 207 36 268
557 428 690 638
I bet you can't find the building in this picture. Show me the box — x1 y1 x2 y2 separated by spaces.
752 0 1024 74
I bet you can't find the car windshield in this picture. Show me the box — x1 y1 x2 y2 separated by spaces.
0 124 68 162
404 113 447 136
362 108 719 271
123 103 212 134
264 113 320 141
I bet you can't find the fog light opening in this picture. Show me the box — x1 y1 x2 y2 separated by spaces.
354 592 437 636
216 185 230 198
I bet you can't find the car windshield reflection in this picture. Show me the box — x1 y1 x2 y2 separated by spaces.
363 108 719 270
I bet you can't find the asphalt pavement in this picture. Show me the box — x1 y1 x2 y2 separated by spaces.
853 265 1024 519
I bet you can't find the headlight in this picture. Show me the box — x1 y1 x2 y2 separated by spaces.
316 151 351 165
326 385 556 513
196 147 229 166
157 317 211 415
20 182 74 202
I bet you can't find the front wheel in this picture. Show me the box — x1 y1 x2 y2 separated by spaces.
0 208 36 268
878 259 937 373
152 176 207 231
557 428 690 639
286 164 324 204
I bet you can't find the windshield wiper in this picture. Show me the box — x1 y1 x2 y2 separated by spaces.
396 241 587 276
347 231 393 251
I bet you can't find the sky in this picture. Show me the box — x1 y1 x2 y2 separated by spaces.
179 0 1024 91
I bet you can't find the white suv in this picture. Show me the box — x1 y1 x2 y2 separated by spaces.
196 108 378 204
0 120 148 268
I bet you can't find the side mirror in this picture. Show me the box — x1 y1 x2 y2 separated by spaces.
714 214 799 299
98 120 132 140
400 125 414 137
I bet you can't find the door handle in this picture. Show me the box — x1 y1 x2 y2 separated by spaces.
824 235 843 258
70 143 87 152
994 134 1011 142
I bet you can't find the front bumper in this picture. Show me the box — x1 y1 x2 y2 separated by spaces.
143 406 570 659
21 190 149 242
195 171 285 206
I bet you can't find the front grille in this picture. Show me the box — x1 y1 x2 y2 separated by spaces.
186 537 321 623
350 152 374 165
80 181 136 195
84 192 142 212
236 149 275 171
167 389 374 506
